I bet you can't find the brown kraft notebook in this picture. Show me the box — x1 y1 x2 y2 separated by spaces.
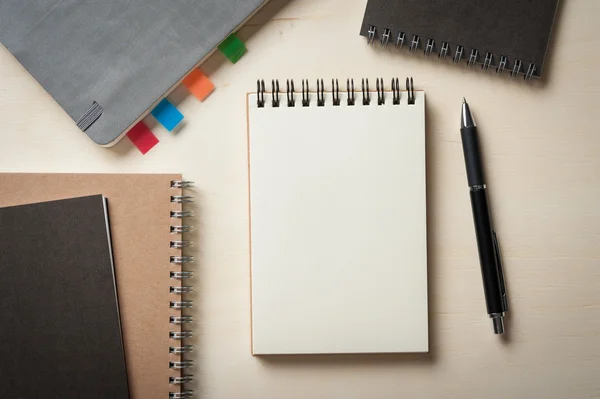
0 174 195 399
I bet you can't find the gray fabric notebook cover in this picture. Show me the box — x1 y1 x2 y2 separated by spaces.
359 0 560 78
0 0 266 145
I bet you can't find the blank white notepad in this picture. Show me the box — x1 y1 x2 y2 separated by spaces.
247 79 428 355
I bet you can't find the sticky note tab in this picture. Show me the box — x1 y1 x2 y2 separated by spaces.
127 121 159 155
151 99 183 132
182 69 215 101
218 34 247 64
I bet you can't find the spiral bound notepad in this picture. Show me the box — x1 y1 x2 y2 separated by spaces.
247 78 428 355
0 174 195 399
360 0 560 79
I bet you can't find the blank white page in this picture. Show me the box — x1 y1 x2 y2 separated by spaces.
248 87 427 355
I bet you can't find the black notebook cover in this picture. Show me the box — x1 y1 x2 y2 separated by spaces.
0 195 129 399
360 0 560 78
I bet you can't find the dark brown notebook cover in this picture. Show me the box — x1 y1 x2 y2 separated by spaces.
0 195 129 399
0 173 188 399
360 0 560 78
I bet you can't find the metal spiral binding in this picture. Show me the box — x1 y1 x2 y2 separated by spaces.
171 225 193 233
347 79 355 106
171 271 194 279
171 196 194 204
255 78 418 107
409 35 420 53
171 315 194 324
286 79 295 107
406 77 415 105
171 300 194 309
376 78 385 105
361 78 370 105
391 78 401 105
170 376 194 384
316 79 325 107
170 392 194 399
257 80 265 108
170 361 194 370
170 241 192 249
170 345 194 354
171 181 194 189
170 286 194 294
453 45 464 64
302 79 310 107
171 211 194 218
170 331 193 339
271 80 280 107
332 79 341 106
171 256 195 264
169 180 195 399
366 25 539 80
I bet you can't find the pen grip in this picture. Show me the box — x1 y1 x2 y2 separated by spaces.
460 126 485 187
470 189 505 315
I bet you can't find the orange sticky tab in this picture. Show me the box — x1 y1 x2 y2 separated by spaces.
182 69 215 101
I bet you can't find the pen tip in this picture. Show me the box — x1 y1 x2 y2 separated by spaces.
462 97 467 104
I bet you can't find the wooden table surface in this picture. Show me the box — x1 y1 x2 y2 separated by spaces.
1 0 599 398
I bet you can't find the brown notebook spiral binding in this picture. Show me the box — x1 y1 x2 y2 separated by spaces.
169 180 195 399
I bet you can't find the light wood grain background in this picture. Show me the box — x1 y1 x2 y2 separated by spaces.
1 0 599 398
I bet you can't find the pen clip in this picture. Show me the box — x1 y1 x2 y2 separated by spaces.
492 231 508 312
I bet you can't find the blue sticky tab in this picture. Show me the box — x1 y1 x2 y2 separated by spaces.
151 99 183 131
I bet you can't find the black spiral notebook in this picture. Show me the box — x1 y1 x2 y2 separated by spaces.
360 0 560 79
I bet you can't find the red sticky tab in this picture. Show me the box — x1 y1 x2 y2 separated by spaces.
182 69 215 101
127 121 159 154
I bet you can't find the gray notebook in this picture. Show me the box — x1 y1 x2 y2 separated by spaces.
0 0 266 146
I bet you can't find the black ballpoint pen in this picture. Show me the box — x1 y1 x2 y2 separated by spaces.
460 98 508 335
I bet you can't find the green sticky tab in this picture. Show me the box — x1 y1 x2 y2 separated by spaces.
218 34 247 64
